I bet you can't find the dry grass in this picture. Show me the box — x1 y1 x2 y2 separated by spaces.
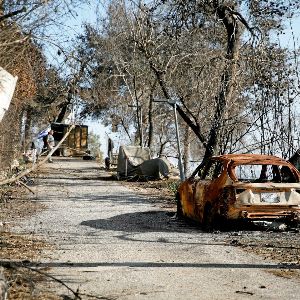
0 185 60 299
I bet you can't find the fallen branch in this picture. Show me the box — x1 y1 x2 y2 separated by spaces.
17 180 35 194
1 262 81 300
3 261 112 299
25 265 81 299
22 264 112 300
0 125 75 186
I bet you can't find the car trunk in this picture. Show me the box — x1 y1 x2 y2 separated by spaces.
227 182 300 220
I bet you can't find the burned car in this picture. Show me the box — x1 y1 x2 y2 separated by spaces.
177 154 300 229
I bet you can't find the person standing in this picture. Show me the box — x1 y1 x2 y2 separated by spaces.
47 130 55 162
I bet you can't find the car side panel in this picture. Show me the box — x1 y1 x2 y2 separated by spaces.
178 180 196 218
179 164 232 223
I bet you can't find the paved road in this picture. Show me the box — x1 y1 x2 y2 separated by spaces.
16 158 300 299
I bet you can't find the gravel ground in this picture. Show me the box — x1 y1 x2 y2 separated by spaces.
3 157 300 299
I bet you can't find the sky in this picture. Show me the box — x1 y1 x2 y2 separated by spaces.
45 2 98 68
275 16 300 48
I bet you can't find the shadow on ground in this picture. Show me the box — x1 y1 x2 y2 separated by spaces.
80 210 200 233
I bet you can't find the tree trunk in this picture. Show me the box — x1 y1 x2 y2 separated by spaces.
147 60 207 146
183 125 191 177
0 1 3 16
158 141 167 157
200 5 240 177
24 108 33 149
0 267 8 300
147 81 156 149
142 3 240 173
56 101 70 123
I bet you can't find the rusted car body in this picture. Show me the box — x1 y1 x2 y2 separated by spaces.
177 154 300 228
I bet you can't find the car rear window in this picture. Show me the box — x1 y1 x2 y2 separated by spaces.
235 164 297 183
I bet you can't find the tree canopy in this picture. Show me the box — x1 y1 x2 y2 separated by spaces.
73 0 300 174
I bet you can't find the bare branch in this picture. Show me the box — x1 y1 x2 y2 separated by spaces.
0 7 26 22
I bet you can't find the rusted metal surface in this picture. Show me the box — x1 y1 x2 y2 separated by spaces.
178 154 300 228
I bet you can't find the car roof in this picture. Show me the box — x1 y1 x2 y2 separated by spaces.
211 154 291 166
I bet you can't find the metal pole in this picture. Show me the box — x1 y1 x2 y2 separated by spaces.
173 103 185 181
140 106 143 147
128 104 143 147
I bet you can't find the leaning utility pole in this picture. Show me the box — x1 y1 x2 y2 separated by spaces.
153 99 185 181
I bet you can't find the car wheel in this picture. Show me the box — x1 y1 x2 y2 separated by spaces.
203 203 214 232
176 192 184 219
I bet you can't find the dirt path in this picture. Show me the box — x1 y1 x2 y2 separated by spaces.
13 157 300 299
